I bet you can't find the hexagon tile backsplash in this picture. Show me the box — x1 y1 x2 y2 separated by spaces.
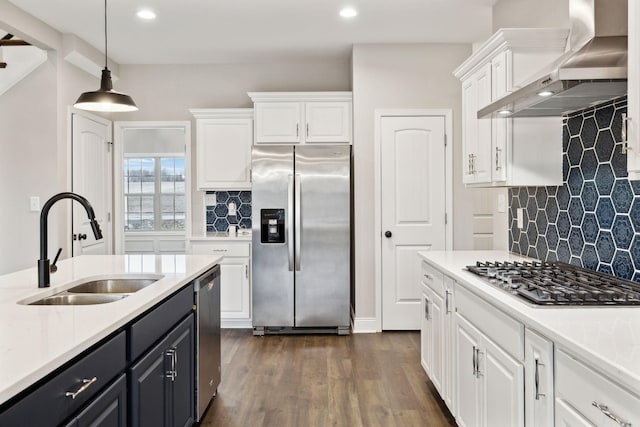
205 191 252 232
507 97 640 280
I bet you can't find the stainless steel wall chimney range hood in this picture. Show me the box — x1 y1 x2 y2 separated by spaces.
479 0 627 119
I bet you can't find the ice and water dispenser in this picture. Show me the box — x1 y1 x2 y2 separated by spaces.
260 209 285 243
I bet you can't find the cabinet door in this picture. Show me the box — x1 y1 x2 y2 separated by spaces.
75 374 127 427
429 288 445 397
254 102 302 143
482 334 525 427
304 102 351 143
443 278 455 414
420 287 432 375
220 259 251 319
169 315 195 427
129 344 170 427
462 77 478 184
555 399 596 427
525 329 554 427
475 63 493 184
491 51 510 182
455 314 482 427
196 118 252 190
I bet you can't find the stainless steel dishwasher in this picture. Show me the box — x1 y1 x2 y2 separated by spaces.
194 265 221 421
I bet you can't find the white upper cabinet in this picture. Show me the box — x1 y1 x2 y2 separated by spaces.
454 29 568 187
627 0 640 178
190 109 253 190
249 92 352 144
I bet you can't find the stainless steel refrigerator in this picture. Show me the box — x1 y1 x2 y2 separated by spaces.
251 145 350 335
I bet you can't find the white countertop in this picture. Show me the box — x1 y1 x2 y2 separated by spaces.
419 250 640 395
189 230 252 241
0 254 221 405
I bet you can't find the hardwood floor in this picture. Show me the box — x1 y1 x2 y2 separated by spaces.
198 329 456 427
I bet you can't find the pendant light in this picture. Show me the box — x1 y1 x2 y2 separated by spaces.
74 0 138 112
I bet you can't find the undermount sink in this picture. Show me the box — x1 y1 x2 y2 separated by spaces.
67 278 158 294
23 275 163 306
29 294 128 306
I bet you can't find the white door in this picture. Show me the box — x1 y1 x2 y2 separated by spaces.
381 116 447 330
72 113 112 255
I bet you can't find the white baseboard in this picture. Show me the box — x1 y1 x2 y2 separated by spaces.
351 316 379 333
221 318 252 329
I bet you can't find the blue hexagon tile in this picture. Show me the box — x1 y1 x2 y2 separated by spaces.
508 97 640 281
205 191 252 232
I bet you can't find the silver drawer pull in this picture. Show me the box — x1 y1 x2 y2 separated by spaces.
65 376 97 399
423 273 433 280
212 249 228 252
592 401 632 427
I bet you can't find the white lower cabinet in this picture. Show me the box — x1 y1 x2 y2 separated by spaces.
189 240 251 327
555 350 640 427
455 313 524 427
525 329 554 427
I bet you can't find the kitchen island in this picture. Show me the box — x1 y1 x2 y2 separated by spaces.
420 250 640 426
0 254 221 413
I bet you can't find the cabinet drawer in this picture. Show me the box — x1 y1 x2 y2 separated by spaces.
0 332 126 427
129 285 194 361
556 349 640 426
421 261 445 297
190 242 250 257
455 284 524 360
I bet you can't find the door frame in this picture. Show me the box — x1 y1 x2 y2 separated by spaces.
66 107 113 256
373 109 453 332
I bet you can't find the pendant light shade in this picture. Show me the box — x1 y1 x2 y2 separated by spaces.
74 0 137 112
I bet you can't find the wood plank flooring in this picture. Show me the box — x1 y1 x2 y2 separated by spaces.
198 329 456 427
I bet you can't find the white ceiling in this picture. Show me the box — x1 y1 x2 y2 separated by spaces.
8 0 497 65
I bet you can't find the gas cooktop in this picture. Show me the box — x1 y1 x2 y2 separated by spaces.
465 261 640 306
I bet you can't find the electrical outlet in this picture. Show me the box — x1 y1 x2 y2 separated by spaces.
204 193 216 207
497 194 506 213
30 196 40 212
517 208 524 229
228 202 237 216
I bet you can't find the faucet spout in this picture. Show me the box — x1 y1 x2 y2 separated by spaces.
38 192 103 288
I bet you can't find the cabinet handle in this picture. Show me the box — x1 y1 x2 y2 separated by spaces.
166 348 177 381
445 290 451 314
65 376 97 399
245 264 249 279
475 348 482 378
296 123 299 137
212 249 228 253
592 401 631 427
424 296 430 320
495 147 502 171
306 123 309 137
622 113 630 154
534 358 545 400
423 273 432 281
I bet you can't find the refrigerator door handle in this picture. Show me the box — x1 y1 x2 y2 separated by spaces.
288 174 294 271
295 173 302 271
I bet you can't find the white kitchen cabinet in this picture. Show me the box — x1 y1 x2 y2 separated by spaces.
188 241 251 327
555 349 640 427
190 109 253 190
248 92 352 144
525 329 554 427
627 0 640 178
420 261 456 415
454 28 568 187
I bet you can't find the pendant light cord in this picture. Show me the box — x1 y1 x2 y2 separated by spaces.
104 0 108 68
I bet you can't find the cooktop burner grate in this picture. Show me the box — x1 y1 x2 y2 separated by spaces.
465 261 640 306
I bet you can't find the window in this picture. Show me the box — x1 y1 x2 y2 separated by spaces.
124 156 185 231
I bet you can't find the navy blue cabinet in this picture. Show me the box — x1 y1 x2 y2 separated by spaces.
129 314 195 427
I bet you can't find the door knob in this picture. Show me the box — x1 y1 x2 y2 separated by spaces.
384 231 392 238
73 233 87 241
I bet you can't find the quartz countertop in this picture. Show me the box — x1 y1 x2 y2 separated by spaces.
189 230 252 241
0 254 221 406
419 250 640 395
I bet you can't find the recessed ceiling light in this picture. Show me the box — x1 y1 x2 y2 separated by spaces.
538 90 554 97
498 110 512 116
339 7 358 18
137 9 156 20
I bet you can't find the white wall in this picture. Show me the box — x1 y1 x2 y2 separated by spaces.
113 61 351 235
352 44 474 320
492 0 569 31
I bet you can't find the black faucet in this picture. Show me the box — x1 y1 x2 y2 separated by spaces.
38 192 103 288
